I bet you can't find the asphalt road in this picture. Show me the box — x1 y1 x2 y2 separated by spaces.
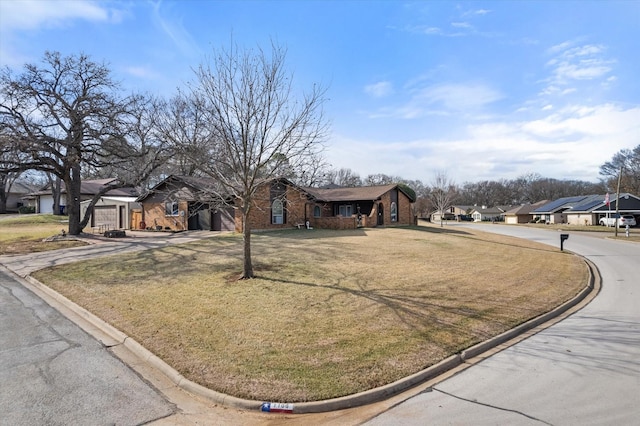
0 267 175 426
365 225 640 425
0 231 220 426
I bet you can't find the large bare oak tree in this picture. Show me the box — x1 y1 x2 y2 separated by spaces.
0 51 169 233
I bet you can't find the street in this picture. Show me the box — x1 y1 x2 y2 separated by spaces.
0 267 174 426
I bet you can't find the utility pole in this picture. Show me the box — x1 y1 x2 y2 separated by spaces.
614 164 623 237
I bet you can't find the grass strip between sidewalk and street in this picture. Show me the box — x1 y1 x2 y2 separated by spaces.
34 224 588 402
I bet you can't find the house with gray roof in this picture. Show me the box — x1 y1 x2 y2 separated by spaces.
504 200 549 224
564 193 640 226
469 205 511 222
529 196 592 224
530 193 640 225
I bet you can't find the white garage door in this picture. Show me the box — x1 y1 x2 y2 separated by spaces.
94 206 117 229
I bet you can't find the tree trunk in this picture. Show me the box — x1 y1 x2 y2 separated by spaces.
50 174 62 216
241 209 254 279
66 164 83 235
0 175 7 214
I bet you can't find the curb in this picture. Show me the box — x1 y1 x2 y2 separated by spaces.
10 257 600 414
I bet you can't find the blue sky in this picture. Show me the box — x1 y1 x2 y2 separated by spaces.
1 0 639 184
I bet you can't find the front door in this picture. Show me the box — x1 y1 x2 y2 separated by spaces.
377 203 384 226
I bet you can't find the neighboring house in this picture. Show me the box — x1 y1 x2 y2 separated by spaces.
530 196 591 224
31 178 138 215
3 181 37 212
563 193 640 226
504 200 549 224
137 175 235 231
80 196 140 231
141 176 417 232
470 205 510 222
430 205 474 222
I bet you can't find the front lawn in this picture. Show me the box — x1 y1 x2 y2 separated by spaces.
34 225 588 402
0 214 87 255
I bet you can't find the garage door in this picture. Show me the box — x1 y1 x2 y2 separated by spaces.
93 206 117 229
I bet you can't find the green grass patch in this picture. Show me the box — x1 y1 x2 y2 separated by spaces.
35 225 589 402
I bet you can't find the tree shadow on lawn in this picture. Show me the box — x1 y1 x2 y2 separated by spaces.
258 228 369 240
403 224 473 236
258 273 517 343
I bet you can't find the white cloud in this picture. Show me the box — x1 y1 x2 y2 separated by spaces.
124 66 161 80
327 103 640 183
0 0 118 30
362 81 503 121
542 41 615 95
364 81 394 98
415 83 503 111
150 1 201 58
451 22 472 29
0 0 126 67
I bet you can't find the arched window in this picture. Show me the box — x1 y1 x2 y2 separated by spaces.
390 202 397 222
272 199 284 224
313 205 321 218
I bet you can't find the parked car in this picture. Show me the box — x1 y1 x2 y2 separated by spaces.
599 214 637 227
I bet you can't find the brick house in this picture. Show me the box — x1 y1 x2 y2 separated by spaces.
236 179 417 232
140 176 416 232
136 175 234 231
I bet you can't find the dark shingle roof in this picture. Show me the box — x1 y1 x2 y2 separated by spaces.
303 184 398 202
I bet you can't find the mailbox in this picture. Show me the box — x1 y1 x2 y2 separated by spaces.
560 233 569 251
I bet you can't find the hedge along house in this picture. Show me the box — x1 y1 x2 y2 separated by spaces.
236 179 417 232
136 175 235 232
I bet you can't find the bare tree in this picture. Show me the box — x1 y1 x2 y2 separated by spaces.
429 171 457 227
323 168 362 187
600 145 640 194
155 91 211 178
185 42 328 279
0 52 169 234
364 173 393 186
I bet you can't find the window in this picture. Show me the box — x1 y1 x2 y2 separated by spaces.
390 202 397 222
272 199 284 224
313 205 321 218
165 201 179 216
338 204 353 217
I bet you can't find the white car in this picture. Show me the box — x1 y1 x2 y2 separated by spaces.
599 214 637 228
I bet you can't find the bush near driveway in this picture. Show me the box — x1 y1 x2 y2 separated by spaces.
35 225 588 402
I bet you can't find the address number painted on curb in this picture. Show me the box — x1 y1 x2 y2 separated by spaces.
260 402 294 413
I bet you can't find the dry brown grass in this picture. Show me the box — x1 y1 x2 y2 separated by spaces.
0 214 87 255
35 224 588 402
